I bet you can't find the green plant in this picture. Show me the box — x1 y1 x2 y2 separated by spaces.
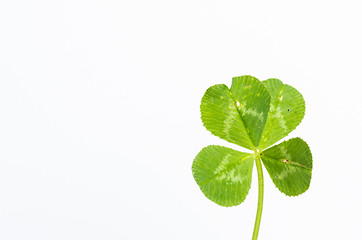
192 75 312 240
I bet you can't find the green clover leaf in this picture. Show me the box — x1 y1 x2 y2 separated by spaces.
192 75 312 239
261 137 312 196
192 145 254 207
259 78 305 150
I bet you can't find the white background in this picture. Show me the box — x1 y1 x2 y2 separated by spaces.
0 0 361 239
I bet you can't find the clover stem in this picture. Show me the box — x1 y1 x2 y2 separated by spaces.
252 150 264 240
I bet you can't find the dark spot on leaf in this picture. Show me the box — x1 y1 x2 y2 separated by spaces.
287 109 290 111
246 84 250 87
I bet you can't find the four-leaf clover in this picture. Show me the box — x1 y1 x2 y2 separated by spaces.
192 75 312 239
